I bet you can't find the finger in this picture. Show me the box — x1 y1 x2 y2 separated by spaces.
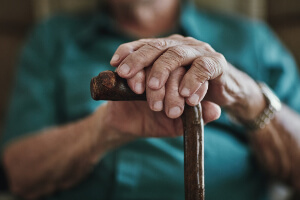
147 41 216 90
145 68 165 112
186 81 208 106
147 87 165 112
179 53 226 97
127 70 146 94
147 45 201 90
116 42 163 78
164 67 186 119
201 101 221 124
116 38 194 78
110 41 146 67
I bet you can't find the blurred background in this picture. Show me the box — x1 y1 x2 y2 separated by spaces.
0 0 299 199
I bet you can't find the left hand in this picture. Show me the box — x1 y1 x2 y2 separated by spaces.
110 35 264 120
103 101 211 138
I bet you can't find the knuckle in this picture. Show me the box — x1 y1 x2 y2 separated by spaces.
169 46 186 58
214 52 225 61
175 67 186 77
166 76 179 91
192 70 209 84
170 34 184 39
136 49 148 60
130 70 145 83
119 43 132 52
127 50 149 69
165 96 184 110
197 57 214 72
126 55 144 70
148 88 165 102
148 39 169 50
193 57 215 81
117 43 129 51
167 46 187 65
185 36 198 43
154 57 174 74
202 43 214 52
185 36 194 40
135 70 145 81
138 38 150 43
213 53 226 74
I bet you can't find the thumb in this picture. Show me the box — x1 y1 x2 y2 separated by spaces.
201 101 221 124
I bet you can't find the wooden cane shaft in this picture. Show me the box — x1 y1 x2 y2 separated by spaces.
182 105 204 200
90 71 204 200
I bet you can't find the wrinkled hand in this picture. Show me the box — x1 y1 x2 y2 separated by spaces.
102 101 219 138
110 34 264 121
110 34 233 119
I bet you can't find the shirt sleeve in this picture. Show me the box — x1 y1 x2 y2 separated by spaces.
255 22 300 113
0 19 60 150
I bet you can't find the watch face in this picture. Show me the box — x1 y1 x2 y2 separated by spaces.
259 82 282 111
271 97 282 111
251 82 282 129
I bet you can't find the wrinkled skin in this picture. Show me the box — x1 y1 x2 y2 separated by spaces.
104 100 220 138
109 34 263 121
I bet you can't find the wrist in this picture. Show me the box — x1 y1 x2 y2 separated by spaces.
232 84 266 121
228 82 282 130
224 69 266 122
90 104 136 155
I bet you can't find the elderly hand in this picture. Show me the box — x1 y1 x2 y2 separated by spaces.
110 35 265 121
100 100 221 138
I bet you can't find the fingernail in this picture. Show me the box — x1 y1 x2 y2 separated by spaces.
148 77 160 88
169 106 181 118
153 101 163 111
188 94 199 105
180 87 190 97
135 83 143 94
111 54 120 62
118 63 130 75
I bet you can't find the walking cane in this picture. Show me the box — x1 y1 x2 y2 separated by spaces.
91 71 204 200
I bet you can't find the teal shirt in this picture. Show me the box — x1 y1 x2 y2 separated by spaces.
2 3 300 200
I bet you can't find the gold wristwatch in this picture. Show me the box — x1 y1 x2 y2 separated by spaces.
245 82 282 130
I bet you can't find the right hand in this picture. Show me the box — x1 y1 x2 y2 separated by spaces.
110 35 265 121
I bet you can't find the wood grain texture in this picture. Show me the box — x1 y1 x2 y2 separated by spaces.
91 71 146 101
182 105 204 200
